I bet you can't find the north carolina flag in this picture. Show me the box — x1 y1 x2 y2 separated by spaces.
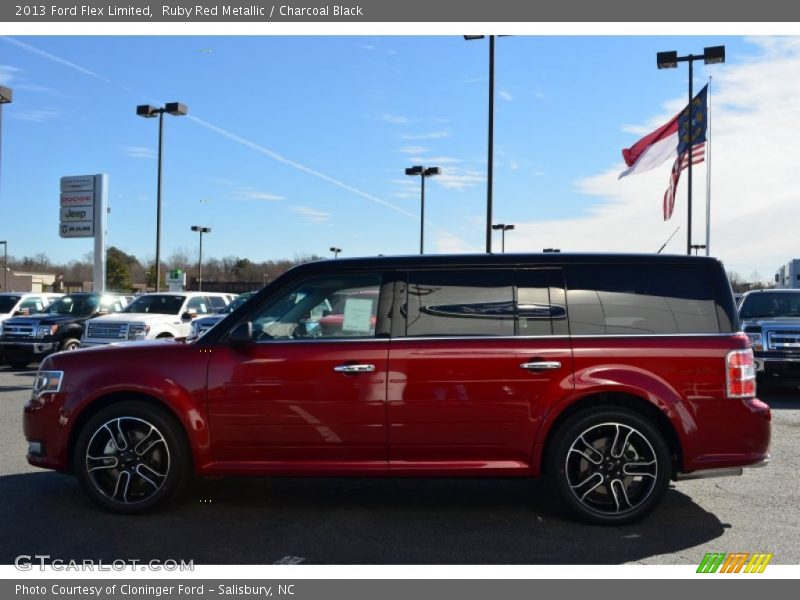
619 85 708 179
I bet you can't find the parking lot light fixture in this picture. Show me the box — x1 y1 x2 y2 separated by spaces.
137 101 188 291
330 247 342 259
191 226 211 291
492 223 515 253
656 46 725 255
405 165 441 254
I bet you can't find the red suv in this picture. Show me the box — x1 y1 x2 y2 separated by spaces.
23 254 770 524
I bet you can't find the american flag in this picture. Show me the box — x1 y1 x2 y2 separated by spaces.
663 142 705 220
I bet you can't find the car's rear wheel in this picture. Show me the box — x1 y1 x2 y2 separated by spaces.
73 401 190 513
546 407 671 525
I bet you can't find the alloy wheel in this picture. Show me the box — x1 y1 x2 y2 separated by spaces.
85 417 171 505
564 422 658 517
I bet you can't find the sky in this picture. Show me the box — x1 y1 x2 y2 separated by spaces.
0 35 797 281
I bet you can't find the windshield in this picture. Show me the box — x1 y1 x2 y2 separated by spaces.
42 295 100 316
739 292 800 319
0 296 21 314
124 295 186 315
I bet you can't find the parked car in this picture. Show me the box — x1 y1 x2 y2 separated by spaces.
186 291 257 341
80 292 231 347
0 292 63 323
739 288 800 383
0 293 129 368
24 254 770 524
0 292 63 364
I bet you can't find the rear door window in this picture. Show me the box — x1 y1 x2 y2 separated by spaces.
565 263 721 334
403 270 515 337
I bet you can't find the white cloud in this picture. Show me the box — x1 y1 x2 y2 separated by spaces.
503 37 800 276
400 130 451 140
499 90 514 102
291 206 331 223
0 64 21 84
235 188 285 202
435 169 486 190
121 145 156 159
382 113 412 124
12 107 62 122
399 146 428 154
409 156 462 165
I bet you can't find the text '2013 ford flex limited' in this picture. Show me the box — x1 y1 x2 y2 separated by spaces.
23 254 770 524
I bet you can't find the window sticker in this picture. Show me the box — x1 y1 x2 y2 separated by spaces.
342 297 374 333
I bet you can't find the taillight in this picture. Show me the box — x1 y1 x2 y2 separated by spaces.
726 348 756 398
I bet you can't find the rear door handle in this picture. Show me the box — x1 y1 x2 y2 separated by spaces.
334 364 376 374
520 361 562 371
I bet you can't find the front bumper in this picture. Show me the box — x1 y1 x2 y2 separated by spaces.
0 341 56 359
753 351 800 378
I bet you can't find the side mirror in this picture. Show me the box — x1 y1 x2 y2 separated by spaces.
228 321 253 344
182 310 198 321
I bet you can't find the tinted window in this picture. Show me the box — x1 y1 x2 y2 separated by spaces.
565 264 721 335
0 296 21 314
125 294 186 315
249 273 382 340
43 295 100 316
208 296 227 310
404 270 515 337
516 269 568 336
739 292 800 319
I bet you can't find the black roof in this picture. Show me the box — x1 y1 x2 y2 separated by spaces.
290 252 724 273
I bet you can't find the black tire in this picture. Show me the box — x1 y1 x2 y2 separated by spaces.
60 338 81 352
73 400 191 514
546 407 671 525
8 359 30 369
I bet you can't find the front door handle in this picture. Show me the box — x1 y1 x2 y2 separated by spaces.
334 364 376 374
520 361 562 371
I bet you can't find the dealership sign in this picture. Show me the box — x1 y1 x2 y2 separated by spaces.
59 173 108 293
60 221 94 237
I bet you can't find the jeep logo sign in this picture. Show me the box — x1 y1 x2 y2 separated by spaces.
60 206 93 222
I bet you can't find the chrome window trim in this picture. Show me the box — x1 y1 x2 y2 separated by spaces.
248 332 741 344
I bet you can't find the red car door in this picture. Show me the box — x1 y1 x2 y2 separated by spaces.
206 272 392 474
387 268 574 474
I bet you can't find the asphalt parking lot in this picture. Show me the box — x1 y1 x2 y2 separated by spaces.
1 363 798 565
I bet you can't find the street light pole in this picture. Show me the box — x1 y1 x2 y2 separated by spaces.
0 240 7 292
0 86 11 196
464 35 498 254
191 226 211 291
657 46 724 256
492 223 515 253
405 165 441 254
137 102 188 291
330 247 341 259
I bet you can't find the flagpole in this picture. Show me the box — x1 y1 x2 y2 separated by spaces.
705 76 712 257
687 58 694 256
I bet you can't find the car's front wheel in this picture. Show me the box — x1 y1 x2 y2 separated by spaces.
546 407 671 525
73 401 190 513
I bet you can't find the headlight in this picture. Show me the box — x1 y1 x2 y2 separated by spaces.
31 370 63 399
127 324 150 340
36 323 58 339
745 328 763 351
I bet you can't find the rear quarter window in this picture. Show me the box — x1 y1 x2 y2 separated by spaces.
565 263 728 335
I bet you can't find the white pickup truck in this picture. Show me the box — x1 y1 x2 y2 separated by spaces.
81 292 230 347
